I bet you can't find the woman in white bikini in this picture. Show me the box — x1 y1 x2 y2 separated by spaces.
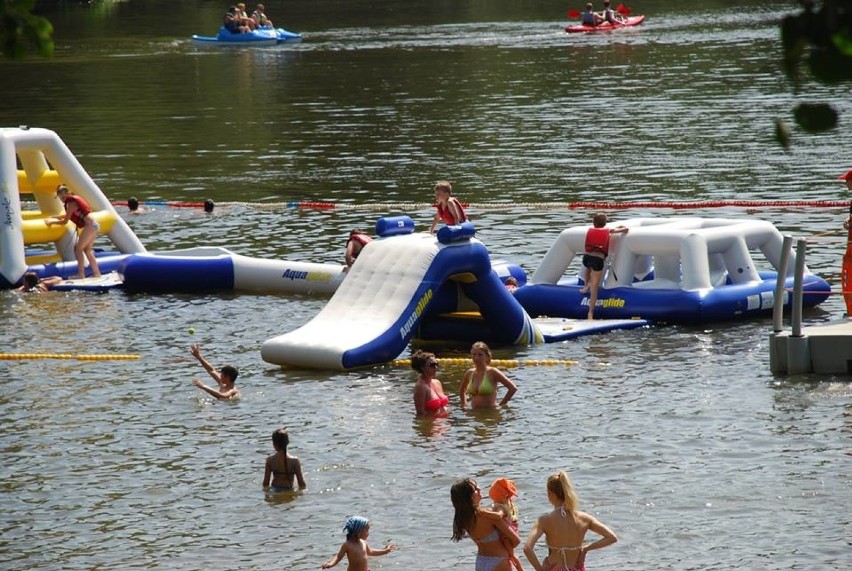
523 471 617 571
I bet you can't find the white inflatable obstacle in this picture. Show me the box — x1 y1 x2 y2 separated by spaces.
0 126 145 287
515 217 831 322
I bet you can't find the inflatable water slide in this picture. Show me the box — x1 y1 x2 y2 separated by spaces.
261 224 543 370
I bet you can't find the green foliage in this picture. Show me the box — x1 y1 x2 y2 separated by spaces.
793 102 839 133
777 0 851 145
1 0 54 59
781 0 852 84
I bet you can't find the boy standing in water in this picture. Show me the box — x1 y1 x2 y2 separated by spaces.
321 516 396 570
190 343 239 399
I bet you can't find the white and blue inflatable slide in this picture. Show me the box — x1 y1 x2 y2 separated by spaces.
261 222 542 370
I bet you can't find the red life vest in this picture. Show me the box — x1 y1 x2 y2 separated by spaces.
348 232 372 248
347 232 373 260
65 195 93 229
585 227 611 256
436 197 467 225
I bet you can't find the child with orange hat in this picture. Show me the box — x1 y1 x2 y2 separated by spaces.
490 477 525 571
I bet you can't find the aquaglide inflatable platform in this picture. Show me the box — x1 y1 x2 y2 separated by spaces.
1 126 834 371
514 217 831 323
0 126 349 294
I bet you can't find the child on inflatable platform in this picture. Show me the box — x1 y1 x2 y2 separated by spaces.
190 343 239 399
46 184 102 280
344 229 373 269
321 516 396 569
581 213 628 320
430 180 468 234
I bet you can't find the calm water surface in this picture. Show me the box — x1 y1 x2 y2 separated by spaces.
1 1 851 570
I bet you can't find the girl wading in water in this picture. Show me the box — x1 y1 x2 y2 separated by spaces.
523 471 617 571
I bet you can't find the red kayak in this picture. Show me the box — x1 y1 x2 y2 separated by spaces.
565 15 645 33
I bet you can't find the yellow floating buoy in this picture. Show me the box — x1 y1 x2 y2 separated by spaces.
390 357 577 368
0 353 140 361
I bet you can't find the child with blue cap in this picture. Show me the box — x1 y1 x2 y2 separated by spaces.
321 516 396 570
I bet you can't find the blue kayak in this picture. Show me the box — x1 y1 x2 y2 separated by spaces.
192 27 301 46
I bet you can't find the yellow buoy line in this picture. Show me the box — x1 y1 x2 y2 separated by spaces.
391 357 578 368
0 353 140 361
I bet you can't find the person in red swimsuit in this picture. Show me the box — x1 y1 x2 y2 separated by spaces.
429 180 468 234
45 184 102 279
580 213 628 320
344 229 373 269
411 349 450 415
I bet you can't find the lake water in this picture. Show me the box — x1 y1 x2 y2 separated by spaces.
1 1 851 569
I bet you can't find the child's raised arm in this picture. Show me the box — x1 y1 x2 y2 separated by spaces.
190 343 222 383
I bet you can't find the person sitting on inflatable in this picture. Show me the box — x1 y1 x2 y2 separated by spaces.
224 6 250 34
429 180 468 234
251 3 274 29
345 229 373 269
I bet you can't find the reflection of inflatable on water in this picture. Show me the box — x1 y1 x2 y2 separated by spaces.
514 217 832 323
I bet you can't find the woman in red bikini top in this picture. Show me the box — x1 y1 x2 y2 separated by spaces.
411 349 449 416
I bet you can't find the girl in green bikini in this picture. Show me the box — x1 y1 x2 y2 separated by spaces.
459 342 518 409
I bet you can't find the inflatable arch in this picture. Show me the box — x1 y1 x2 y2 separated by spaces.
516 217 831 323
0 127 145 287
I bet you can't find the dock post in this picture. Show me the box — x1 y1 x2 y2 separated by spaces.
769 236 792 373
786 239 811 373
